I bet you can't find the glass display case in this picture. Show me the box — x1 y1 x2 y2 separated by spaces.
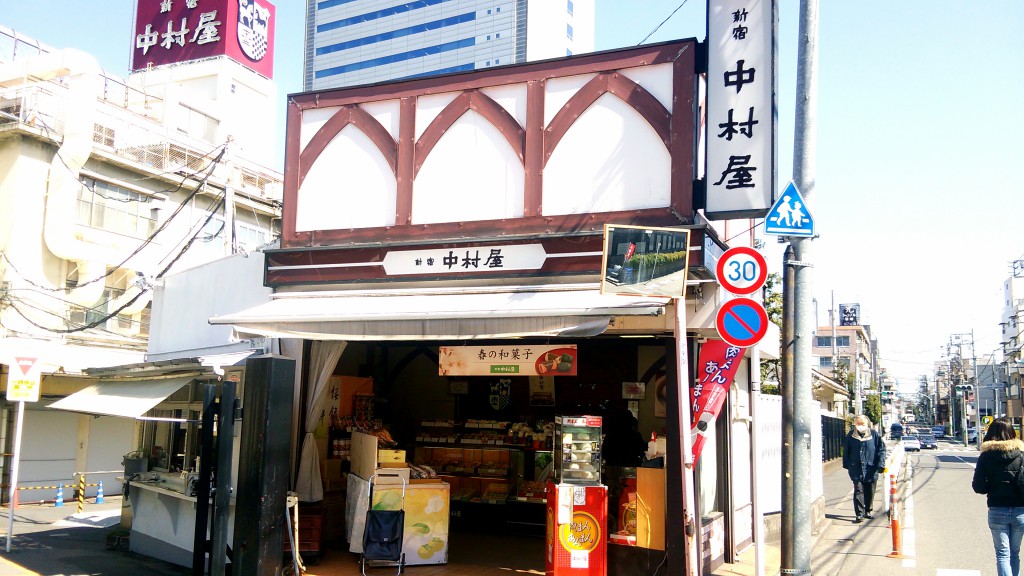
554 415 603 484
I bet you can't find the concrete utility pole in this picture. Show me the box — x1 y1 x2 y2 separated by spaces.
781 0 818 574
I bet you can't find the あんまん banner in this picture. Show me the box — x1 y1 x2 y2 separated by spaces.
691 340 744 461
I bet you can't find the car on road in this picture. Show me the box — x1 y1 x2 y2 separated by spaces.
967 428 978 443
902 435 921 452
931 425 946 438
919 434 938 449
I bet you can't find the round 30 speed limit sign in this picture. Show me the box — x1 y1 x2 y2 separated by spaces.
716 246 768 295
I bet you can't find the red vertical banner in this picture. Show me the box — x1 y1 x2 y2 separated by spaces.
690 340 745 461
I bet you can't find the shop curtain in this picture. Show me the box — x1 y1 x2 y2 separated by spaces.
295 340 347 502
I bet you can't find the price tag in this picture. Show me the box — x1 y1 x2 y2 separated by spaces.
570 550 590 568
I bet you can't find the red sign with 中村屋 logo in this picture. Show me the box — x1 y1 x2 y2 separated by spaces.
132 0 276 78
691 340 744 461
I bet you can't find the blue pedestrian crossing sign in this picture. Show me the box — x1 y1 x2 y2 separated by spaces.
764 182 814 237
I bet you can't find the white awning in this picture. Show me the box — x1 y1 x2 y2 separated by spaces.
48 375 197 419
208 286 669 341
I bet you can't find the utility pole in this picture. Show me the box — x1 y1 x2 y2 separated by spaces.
223 136 237 256
781 0 818 574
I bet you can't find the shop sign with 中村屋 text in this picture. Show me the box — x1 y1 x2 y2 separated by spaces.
705 0 776 219
690 340 744 461
132 0 276 78
439 345 577 377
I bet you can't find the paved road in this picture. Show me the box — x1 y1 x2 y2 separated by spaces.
812 439 996 576
0 497 189 576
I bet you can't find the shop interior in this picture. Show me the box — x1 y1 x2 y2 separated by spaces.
302 337 687 573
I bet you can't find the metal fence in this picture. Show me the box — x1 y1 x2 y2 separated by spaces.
822 414 847 461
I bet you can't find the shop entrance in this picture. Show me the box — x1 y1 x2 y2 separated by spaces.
302 338 674 574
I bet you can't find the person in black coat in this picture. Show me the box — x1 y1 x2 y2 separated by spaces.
842 414 885 523
972 418 1024 576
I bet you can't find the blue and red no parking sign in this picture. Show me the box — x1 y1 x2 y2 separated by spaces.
715 297 769 348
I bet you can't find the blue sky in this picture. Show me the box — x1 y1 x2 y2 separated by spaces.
4 1 1023 391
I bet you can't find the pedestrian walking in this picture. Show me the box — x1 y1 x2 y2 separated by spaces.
842 414 885 523
972 418 1024 576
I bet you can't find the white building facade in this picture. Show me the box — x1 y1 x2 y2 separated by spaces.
304 0 595 90
1002 273 1024 420
0 23 282 500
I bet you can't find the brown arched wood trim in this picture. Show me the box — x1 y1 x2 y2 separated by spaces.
414 90 526 178
543 72 671 167
297 105 398 190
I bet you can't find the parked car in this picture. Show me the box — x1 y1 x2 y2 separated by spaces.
902 435 921 452
919 435 938 449
967 428 978 443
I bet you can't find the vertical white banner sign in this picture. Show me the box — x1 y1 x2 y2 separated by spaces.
706 0 777 219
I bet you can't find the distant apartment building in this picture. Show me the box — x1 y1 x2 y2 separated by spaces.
811 323 875 414
304 0 596 90
1002 272 1024 420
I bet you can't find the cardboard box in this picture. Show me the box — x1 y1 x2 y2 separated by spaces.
372 465 410 485
322 459 343 480
637 467 666 550
351 431 379 480
378 449 406 464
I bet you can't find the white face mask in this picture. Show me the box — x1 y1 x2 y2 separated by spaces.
855 425 868 434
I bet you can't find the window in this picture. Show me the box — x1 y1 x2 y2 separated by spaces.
567 24 573 40
77 177 158 238
567 0 574 16
66 284 147 335
142 405 202 473
815 335 850 348
175 104 218 143
237 221 271 251
819 356 851 369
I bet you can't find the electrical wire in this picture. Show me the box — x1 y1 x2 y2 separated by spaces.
726 220 763 243
638 0 692 45
0 144 227 293
0 170 231 335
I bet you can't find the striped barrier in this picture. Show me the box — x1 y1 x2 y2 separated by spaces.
886 471 905 559
4 469 121 508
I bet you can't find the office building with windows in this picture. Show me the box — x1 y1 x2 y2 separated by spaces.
304 0 595 90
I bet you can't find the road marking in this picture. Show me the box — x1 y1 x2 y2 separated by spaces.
949 454 976 468
902 458 916 568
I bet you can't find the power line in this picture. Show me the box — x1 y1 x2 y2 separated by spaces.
0 144 227 292
638 0 692 45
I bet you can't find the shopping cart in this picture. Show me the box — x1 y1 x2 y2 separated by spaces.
361 474 406 575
